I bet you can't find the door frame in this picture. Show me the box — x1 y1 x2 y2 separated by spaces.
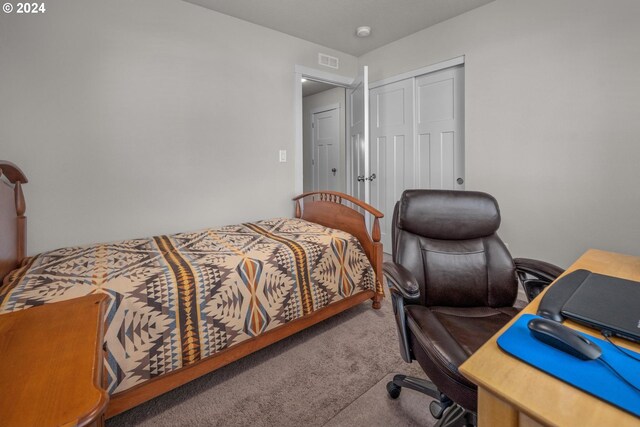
369 55 465 89
309 103 340 192
294 65 353 195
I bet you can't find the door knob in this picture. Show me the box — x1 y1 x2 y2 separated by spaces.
367 173 376 182
457 177 464 185
331 168 337 176
357 175 365 182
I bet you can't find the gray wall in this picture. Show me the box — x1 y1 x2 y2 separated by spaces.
0 0 357 254
302 87 347 193
3 0 640 267
360 0 640 267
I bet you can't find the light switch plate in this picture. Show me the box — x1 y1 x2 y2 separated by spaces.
279 150 287 162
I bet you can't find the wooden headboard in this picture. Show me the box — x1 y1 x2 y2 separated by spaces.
0 161 27 282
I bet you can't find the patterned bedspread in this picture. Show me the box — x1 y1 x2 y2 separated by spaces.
0 218 376 394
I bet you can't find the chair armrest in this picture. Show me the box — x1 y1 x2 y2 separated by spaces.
514 258 564 281
383 262 420 301
514 258 564 302
383 261 419 364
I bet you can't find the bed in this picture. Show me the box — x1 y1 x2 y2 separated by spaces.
0 160 384 418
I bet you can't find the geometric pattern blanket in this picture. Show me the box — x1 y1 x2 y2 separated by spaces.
0 218 376 394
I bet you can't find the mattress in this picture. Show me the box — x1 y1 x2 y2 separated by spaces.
0 217 375 394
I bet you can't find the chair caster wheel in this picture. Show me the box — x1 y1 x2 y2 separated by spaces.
430 400 446 419
386 381 401 399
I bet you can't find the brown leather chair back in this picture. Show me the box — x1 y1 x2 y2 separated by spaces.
392 190 518 308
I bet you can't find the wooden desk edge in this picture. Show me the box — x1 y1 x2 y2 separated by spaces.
459 249 640 427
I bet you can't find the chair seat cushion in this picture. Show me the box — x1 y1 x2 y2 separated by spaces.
405 305 519 410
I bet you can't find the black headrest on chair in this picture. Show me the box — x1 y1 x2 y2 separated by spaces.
397 189 501 240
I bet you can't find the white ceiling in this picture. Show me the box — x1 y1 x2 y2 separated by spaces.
302 79 340 97
184 0 495 56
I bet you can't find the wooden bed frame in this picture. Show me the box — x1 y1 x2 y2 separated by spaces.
0 160 385 418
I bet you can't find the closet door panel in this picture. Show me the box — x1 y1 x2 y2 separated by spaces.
369 78 414 250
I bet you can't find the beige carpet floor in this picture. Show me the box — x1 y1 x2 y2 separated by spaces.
107 293 435 426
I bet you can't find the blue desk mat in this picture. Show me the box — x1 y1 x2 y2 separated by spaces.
497 314 640 417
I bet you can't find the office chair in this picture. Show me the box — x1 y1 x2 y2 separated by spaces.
384 190 563 427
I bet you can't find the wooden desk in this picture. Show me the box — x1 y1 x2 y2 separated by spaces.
459 249 640 427
0 294 109 427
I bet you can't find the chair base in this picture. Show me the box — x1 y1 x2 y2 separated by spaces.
387 374 477 427
435 403 476 427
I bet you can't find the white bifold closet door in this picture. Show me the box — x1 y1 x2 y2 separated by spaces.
370 78 414 250
415 66 465 190
370 65 464 250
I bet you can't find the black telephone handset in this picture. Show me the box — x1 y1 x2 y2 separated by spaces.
528 317 602 360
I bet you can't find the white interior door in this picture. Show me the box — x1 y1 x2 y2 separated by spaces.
370 78 414 249
347 66 369 202
312 107 340 191
415 65 465 190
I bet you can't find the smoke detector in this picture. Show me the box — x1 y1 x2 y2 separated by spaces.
356 26 371 37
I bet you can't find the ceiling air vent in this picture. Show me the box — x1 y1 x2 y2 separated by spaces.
318 53 339 69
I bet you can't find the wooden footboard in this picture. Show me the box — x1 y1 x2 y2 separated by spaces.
0 164 385 418
292 191 385 309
